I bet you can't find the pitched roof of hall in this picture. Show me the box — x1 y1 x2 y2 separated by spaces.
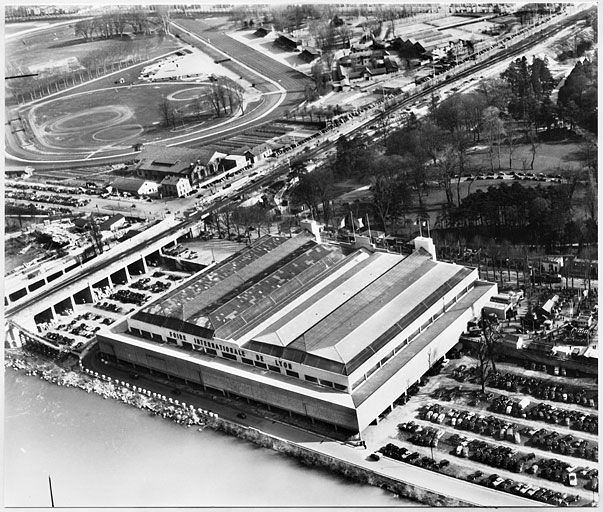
244 249 475 373
136 144 220 173
130 233 477 377
132 233 349 340
110 176 151 193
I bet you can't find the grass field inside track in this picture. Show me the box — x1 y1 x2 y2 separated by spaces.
27 82 221 150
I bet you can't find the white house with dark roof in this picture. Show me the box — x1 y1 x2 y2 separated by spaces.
99 214 126 232
135 144 225 187
160 176 192 198
110 177 159 197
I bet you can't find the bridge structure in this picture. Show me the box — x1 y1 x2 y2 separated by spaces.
4 214 207 348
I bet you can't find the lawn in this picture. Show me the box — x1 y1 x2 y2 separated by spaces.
6 24 178 76
4 21 52 36
28 82 216 150
466 140 586 173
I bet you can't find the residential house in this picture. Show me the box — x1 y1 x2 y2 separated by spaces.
254 26 269 37
335 48 398 81
5 167 33 179
99 214 126 232
234 143 273 165
274 34 299 51
134 144 222 187
299 47 321 63
161 176 192 198
540 256 564 274
72 217 92 231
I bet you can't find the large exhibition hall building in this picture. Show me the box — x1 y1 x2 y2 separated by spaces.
97 231 497 432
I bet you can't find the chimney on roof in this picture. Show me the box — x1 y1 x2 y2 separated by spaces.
413 236 437 261
190 162 194 168
196 159 201 165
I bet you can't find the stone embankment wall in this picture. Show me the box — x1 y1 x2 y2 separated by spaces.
212 420 474 507
6 349 472 507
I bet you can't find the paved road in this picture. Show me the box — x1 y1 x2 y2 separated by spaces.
174 20 310 106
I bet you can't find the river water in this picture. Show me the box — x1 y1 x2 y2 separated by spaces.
4 370 412 508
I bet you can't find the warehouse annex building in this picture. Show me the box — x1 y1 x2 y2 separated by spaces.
97 232 497 432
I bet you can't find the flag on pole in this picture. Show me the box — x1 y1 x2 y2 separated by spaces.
356 218 364 229
339 217 345 229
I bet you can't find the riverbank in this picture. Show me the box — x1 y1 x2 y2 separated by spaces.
5 348 519 507
5 350 218 430
5 368 406 508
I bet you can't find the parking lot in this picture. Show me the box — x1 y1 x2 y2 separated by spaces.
33 237 250 354
362 353 598 507
36 264 193 354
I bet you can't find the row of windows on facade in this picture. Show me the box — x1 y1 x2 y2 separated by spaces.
351 283 475 391
130 327 346 391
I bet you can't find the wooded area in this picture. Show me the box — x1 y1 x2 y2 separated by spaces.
288 52 597 253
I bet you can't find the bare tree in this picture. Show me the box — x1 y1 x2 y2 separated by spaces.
504 121 519 170
75 19 95 41
155 5 171 35
370 155 413 234
159 96 176 128
528 125 540 170
482 106 506 172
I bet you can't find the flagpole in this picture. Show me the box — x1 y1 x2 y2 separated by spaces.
350 211 355 237
48 475 55 508
366 213 372 240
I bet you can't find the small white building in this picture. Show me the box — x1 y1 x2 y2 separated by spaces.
161 176 192 198
483 301 512 320
110 177 159 197
540 256 564 274
99 214 126 232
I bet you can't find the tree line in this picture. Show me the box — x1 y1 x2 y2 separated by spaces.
207 203 299 242
6 39 153 105
74 8 169 41
159 78 244 129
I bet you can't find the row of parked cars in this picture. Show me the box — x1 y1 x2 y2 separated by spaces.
527 428 597 461
44 331 76 346
398 422 445 448
419 403 524 444
452 434 594 491
130 277 172 294
109 289 148 306
95 301 123 313
487 371 597 408
7 180 101 196
467 172 563 182
379 443 450 472
6 189 91 208
490 396 598 434
468 470 581 506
